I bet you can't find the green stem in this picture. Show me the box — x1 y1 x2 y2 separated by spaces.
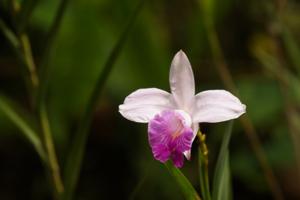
19 34 39 94
197 131 211 200
6 0 40 103
0 18 33 96
165 162 201 200
40 104 64 197
3 0 66 198
34 0 70 197
10 0 66 196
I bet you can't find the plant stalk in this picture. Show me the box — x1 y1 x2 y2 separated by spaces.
198 130 211 200
40 104 64 197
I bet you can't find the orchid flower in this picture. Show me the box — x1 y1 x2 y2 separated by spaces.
119 50 246 168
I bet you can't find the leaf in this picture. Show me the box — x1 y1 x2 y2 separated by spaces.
214 151 232 200
0 18 20 49
37 0 70 106
200 0 215 27
165 162 201 200
282 26 300 76
0 94 46 161
212 121 233 200
251 37 300 103
17 0 40 33
62 1 146 200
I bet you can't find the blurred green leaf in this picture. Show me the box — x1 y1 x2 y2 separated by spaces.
237 78 283 127
37 0 70 108
62 1 145 200
252 38 300 104
17 0 40 32
200 0 214 27
282 26 300 76
214 152 231 200
165 162 201 200
0 94 46 161
0 18 20 49
212 121 233 200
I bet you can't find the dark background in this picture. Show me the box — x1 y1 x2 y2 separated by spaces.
1 0 300 199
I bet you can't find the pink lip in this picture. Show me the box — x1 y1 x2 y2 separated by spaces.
148 110 193 168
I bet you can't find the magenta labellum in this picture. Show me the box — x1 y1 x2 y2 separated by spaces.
148 110 194 168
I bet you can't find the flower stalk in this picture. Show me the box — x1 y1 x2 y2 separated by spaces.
198 130 211 200
10 0 39 102
19 34 39 95
40 104 64 197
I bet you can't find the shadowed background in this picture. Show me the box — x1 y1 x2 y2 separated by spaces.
0 0 300 199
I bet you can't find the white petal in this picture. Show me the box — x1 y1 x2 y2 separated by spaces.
119 88 173 123
193 90 246 123
169 50 195 111
184 123 199 160
184 150 191 160
192 123 199 142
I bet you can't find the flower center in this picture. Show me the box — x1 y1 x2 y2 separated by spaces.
148 110 193 168
171 110 192 138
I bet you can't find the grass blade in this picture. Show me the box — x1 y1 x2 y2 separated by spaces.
213 151 231 200
212 121 233 200
282 27 300 76
0 18 20 49
0 94 46 161
37 0 70 107
62 1 145 200
165 162 201 200
39 103 64 196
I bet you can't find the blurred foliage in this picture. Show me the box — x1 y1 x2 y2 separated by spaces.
1 0 300 199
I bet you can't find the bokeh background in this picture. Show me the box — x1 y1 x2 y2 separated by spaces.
1 0 300 199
